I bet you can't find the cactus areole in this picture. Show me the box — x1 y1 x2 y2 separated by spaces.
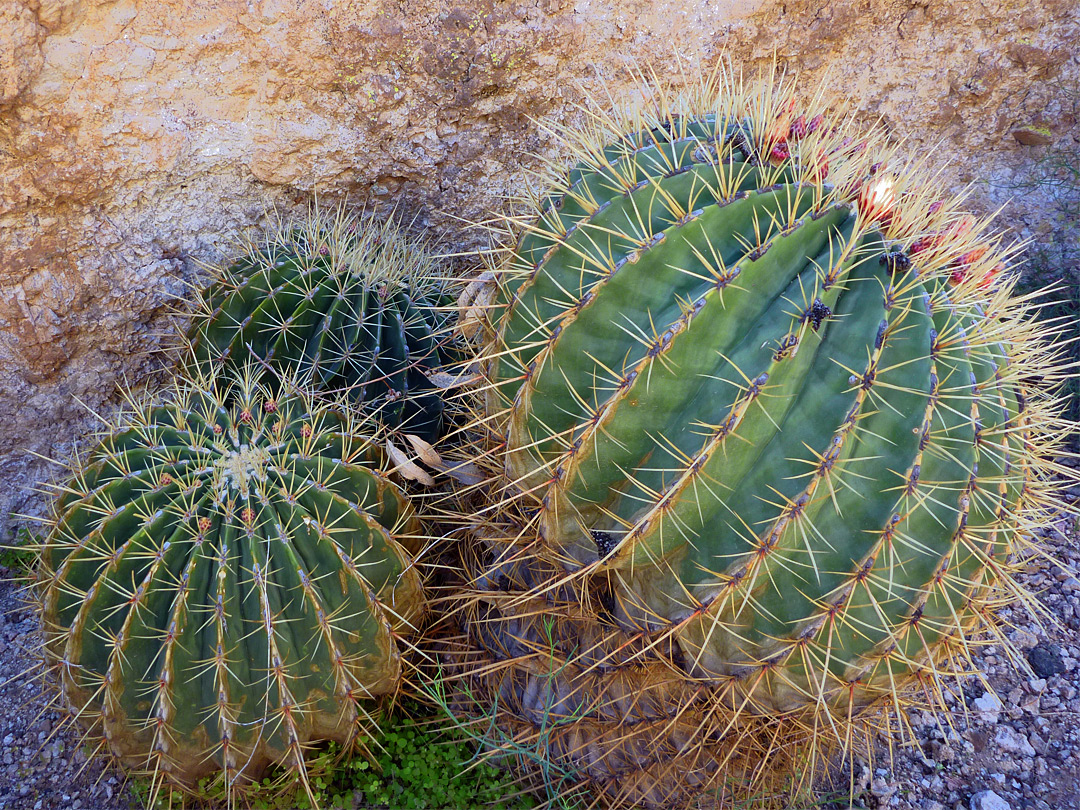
37 369 423 790
458 67 1074 808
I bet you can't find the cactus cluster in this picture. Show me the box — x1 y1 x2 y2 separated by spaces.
25 64 1078 810
35 366 424 795
442 66 1076 808
188 207 458 441
31 204 453 805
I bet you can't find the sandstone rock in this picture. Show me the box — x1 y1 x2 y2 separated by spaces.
0 0 1078 537
0 0 78 107
1 1 44 107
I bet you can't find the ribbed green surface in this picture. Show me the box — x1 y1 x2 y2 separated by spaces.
39 373 423 786
189 219 456 441
490 113 1026 709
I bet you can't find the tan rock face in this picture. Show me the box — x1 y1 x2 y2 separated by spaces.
0 0 1077 537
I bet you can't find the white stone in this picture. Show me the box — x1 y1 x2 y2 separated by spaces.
970 790 1011 810
994 726 1036 757
973 691 1003 721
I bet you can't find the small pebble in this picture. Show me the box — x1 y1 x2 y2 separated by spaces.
970 789 1011 810
973 691 1003 721
1011 628 1039 650
994 726 1037 757
1028 642 1066 679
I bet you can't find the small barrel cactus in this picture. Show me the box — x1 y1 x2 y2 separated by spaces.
188 206 458 442
35 364 424 797
446 66 1077 808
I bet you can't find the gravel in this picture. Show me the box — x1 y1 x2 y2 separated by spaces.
0 573 133 810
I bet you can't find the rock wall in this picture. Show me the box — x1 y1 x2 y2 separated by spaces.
1 0 1077 538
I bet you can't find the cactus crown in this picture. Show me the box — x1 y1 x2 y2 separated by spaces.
34 363 424 803
447 62 1078 808
188 203 459 441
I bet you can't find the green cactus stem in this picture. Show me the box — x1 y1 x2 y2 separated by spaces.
188 205 459 442
35 364 424 799
445 64 1078 808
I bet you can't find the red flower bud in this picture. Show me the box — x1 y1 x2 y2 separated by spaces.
769 142 791 164
808 157 830 181
979 264 1003 289
910 236 934 255
941 215 976 243
957 247 988 266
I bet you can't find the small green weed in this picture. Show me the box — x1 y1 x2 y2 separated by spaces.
413 620 590 810
1 525 37 582
129 703 535 809
301 717 536 810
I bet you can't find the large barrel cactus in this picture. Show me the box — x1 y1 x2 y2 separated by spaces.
35 365 424 798
444 67 1076 808
188 206 458 442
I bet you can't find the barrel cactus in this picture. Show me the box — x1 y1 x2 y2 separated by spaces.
188 206 458 442
443 66 1077 808
35 364 424 800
